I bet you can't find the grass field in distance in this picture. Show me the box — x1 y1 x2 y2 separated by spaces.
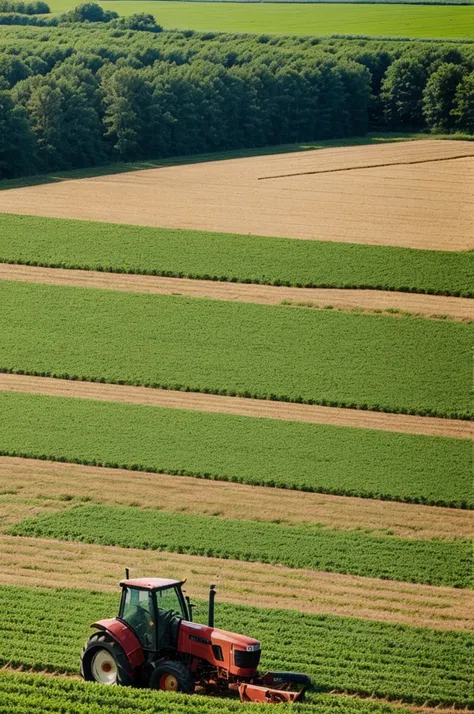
46 0 474 39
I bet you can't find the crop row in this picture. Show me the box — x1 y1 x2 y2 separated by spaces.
1 391 471 507
1 281 472 419
1 215 473 298
0 672 421 714
8 504 473 587
0 585 472 707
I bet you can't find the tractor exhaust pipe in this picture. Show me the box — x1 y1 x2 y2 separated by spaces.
208 584 216 628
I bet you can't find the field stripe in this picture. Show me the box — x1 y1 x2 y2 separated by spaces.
258 152 474 180
1 373 471 440
1 390 469 506
8 504 472 588
1 264 472 321
1 535 472 630
3 457 472 540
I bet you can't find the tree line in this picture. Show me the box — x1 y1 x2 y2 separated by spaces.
0 15 473 179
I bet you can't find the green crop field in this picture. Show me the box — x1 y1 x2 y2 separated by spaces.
9 504 472 586
46 0 474 38
1 586 473 706
0 391 471 506
1 215 473 297
1 281 472 418
0 672 420 714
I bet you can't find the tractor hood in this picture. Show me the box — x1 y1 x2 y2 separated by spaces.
182 620 260 650
178 620 261 675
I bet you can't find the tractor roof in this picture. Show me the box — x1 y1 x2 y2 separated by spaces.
120 578 185 591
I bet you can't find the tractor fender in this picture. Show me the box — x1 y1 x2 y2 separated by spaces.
91 618 146 669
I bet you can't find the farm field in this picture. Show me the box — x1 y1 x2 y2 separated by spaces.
0 391 471 506
3 373 471 438
0 281 472 418
0 671 421 714
2 585 474 707
3 264 474 321
9 503 472 586
3 457 473 540
0 119 472 714
2 214 474 298
2 531 473 630
1 141 473 251
45 0 474 38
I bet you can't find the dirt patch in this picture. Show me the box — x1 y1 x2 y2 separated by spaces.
1 373 471 440
1 264 473 321
0 140 472 251
1 533 471 630
1 457 472 540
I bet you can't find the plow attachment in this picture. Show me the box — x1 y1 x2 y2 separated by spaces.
237 672 311 704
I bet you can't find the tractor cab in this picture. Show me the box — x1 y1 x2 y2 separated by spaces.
119 578 190 653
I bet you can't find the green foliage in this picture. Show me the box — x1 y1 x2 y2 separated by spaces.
0 671 422 714
0 0 49 13
0 391 471 506
60 1 118 22
0 24 473 178
0 93 36 177
9 504 473 586
114 12 163 32
1 214 473 297
0 11 57 23
1 585 473 706
422 62 464 130
0 280 471 418
452 70 474 130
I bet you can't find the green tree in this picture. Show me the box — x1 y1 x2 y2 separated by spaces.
0 90 36 178
102 68 152 160
381 55 428 127
452 71 474 133
422 63 464 132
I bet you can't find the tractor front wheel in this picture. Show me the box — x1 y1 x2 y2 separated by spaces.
81 633 134 686
149 660 195 694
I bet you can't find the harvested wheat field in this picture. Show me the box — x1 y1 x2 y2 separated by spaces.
2 264 473 321
3 457 472 539
1 534 472 630
1 373 471 439
1 140 473 250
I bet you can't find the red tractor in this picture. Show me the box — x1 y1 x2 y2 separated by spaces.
81 574 311 703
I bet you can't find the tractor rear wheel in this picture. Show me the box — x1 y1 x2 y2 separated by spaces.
81 633 134 686
149 660 195 694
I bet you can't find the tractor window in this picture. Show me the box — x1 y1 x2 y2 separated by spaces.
156 587 186 619
121 588 156 650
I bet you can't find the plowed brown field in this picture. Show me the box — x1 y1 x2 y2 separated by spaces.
1 373 471 439
0 140 472 250
1 534 471 630
2 457 472 540
1 264 473 321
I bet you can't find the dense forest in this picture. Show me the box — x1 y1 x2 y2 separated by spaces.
0 6 473 179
